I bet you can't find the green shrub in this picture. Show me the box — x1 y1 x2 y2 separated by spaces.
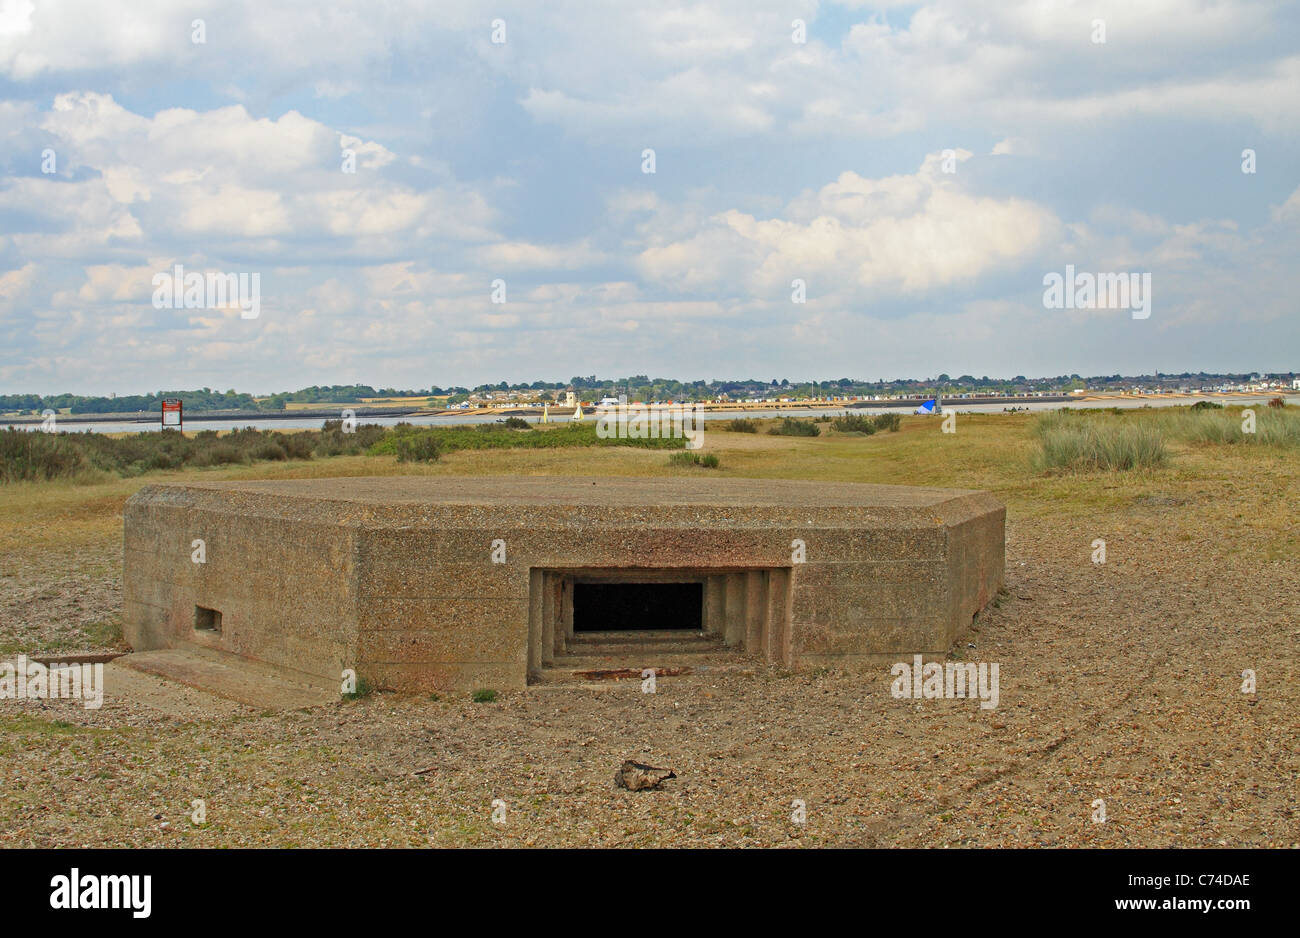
668 451 719 468
499 416 532 429
830 414 876 434
314 420 387 456
371 421 685 457
280 433 315 459
0 428 88 482
252 441 288 461
1190 400 1223 410
872 412 902 432
724 418 758 433
190 443 247 467
395 432 442 462
769 417 820 437
471 689 498 703
1 413 694 486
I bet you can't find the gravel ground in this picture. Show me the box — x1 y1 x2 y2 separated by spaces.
2 482 1296 848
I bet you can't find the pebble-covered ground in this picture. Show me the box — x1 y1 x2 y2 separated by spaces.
2 503 1295 848
2 427 1296 848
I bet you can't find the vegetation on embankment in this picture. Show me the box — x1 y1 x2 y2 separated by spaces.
0 419 687 483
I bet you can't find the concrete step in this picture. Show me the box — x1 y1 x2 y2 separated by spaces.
569 629 716 645
534 654 758 684
116 647 339 710
565 632 728 656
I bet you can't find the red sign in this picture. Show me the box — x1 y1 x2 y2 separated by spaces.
161 399 183 429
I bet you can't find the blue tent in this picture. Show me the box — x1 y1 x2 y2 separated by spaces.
915 399 937 415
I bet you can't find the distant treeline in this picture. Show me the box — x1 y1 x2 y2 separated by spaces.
0 384 473 416
466 371 1297 401
3 371 1294 416
0 388 264 415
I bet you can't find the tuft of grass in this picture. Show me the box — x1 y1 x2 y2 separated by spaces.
83 618 124 649
1 714 100 736
668 451 719 468
768 417 820 437
1031 411 1167 472
723 418 758 433
471 689 498 703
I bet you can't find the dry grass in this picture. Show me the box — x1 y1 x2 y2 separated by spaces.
4 410 1295 557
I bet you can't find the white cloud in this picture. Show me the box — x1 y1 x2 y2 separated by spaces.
0 261 35 308
477 240 607 271
3 92 497 259
1 1 1298 391
638 152 1060 297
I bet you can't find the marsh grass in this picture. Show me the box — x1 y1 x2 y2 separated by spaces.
1163 406 1300 448
1031 411 1167 472
1031 404 1300 473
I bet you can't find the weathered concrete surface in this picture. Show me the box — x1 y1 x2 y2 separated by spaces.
117 648 338 710
123 476 1004 693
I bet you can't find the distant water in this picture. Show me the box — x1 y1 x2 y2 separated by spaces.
8 394 1296 434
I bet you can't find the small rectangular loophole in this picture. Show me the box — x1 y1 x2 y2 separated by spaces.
194 606 222 634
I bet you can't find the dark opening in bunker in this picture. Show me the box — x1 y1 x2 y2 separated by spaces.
572 582 703 632
194 605 222 634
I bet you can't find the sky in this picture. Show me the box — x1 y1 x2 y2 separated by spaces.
0 0 1297 395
